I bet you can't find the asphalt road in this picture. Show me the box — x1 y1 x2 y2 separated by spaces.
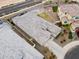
0 0 42 17
64 45 79 59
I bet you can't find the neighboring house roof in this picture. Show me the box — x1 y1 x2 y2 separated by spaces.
0 22 44 59
12 9 61 45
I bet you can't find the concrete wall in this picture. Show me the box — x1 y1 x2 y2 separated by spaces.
0 0 25 8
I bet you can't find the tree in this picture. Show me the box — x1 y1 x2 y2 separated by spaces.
68 31 73 39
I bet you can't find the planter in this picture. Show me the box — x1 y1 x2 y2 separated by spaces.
65 0 69 3
52 6 58 12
